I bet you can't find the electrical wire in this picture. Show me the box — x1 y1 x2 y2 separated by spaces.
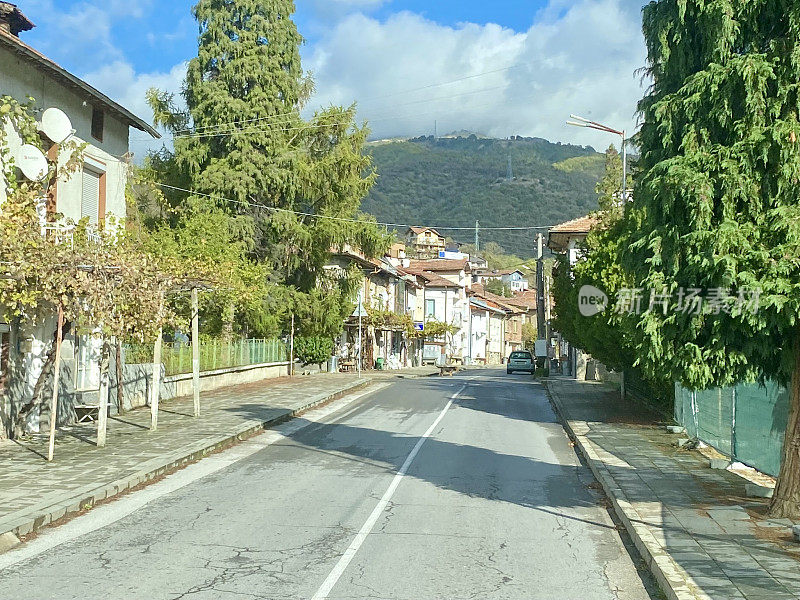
154 182 560 231
174 64 522 135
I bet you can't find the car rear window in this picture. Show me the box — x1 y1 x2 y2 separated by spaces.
510 352 532 360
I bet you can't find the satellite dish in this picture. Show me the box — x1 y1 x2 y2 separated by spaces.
39 107 73 144
16 144 48 181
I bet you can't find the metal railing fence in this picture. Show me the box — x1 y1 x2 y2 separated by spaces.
124 338 288 377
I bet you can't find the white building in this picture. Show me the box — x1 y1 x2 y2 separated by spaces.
475 269 530 292
0 3 159 436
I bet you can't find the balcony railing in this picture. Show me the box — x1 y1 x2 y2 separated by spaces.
43 224 103 247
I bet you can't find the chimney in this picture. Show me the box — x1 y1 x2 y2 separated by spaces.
0 3 34 37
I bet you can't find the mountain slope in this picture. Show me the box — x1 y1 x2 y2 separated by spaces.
362 136 605 256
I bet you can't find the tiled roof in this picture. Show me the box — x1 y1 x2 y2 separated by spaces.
505 292 537 310
407 258 469 272
549 214 599 234
404 269 460 288
407 226 443 237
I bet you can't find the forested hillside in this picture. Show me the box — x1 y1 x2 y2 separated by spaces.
362 136 605 256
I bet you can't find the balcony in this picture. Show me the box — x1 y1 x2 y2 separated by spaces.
43 224 103 247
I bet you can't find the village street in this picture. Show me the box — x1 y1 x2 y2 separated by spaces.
0 371 654 600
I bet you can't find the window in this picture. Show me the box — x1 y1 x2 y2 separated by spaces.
81 166 104 224
75 334 102 391
425 299 436 318
91 107 104 142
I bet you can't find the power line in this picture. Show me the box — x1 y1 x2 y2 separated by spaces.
172 64 521 135
153 182 559 231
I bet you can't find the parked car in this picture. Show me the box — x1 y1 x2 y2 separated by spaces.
506 350 534 374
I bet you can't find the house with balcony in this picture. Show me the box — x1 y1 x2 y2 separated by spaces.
404 258 472 363
404 226 446 259
0 2 159 436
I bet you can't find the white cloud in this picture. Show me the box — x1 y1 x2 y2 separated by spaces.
81 61 187 159
304 0 648 148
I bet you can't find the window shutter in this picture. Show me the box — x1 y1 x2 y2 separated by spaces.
81 169 101 224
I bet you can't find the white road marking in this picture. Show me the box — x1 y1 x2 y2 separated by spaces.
0 382 390 571
311 383 468 600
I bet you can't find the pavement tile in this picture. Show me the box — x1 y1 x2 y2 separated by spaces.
545 377 800 600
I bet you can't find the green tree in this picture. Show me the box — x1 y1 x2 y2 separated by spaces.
551 145 637 373
628 0 800 517
146 0 389 339
485 279 513 298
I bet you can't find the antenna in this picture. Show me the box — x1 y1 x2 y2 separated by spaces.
39 107 73 144
16 144 48 181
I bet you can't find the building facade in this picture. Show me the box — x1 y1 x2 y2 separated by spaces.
0 3 159 436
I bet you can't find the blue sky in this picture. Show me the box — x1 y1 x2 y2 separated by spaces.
16 1 648 155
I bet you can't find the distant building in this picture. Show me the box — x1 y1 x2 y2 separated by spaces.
404 226 446 258
475 269 530 292
547 215 599 265
547 214 604 381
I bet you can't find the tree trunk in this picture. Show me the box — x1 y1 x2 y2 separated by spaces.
115 339 124 414
15 319 71 436
770 338 800 518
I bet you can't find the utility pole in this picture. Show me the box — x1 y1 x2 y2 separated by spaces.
536 233 545 340
475 221 479 253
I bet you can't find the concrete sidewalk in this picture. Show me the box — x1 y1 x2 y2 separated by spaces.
0 373 372 545
545 377 800 600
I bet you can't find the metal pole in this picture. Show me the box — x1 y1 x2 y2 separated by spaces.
621 131 627 201
97 340 110 448
358 312 362 379
191 287 200 417
150 325 162 431
46 305 64 461
289 314 295 377
730 387 737 462
536 233 545 340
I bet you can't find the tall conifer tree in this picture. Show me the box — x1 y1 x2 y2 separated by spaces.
630 0 800 517
148 0 388 338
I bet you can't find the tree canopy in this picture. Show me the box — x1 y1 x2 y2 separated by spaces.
627 0 800 518
144 0 390 340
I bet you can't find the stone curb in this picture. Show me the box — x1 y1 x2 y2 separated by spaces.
542 380 704 600
0 377 373 546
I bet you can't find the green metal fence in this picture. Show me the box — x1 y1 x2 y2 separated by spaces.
674 381 788 477
125 338 288 377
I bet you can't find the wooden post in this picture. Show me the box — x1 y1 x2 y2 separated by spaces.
46 305 64 462
97 340 110 448
289 314 295 377
192 287 200 417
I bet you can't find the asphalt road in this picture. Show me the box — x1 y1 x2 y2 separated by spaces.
0 370 657 600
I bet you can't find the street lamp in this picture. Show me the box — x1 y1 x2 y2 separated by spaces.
566 114 628 201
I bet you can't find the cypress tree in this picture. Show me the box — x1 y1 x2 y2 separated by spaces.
630 0 800 517
149 0 388 338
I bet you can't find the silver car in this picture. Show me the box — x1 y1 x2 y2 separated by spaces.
506 350 534 374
